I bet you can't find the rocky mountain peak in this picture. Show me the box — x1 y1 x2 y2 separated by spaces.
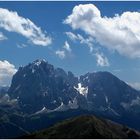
7 59 140 117
32 59 47 66
8 59 79 113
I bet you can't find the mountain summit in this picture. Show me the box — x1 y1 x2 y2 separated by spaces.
8 59 79 113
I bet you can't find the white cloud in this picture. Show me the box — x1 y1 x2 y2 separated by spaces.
95 53 110 67
0 94 18 106
64 4 140 58
65 31 94 52
63 41 71 52
65 32 78 41
17 43 27 48
0 32 7 40
0 60 17 86
0 8 52 46
55 50 65 59
128 82 140 90
55 41 71 59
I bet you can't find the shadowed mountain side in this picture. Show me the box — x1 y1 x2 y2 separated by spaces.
21 115 140 139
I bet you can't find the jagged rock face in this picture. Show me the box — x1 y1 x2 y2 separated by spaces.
8 59 140 116
79 72 140 116
2 59 140 139
8 60 79 113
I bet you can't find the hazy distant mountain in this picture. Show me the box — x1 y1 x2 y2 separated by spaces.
21 115 140 139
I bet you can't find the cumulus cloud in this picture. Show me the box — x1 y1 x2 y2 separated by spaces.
0 8 52 46
63 41 71 52
0 60 17 86
0 32 7 40
95 53 110 67
55 50 66 59
64 4 140 58
128 82 140 90
65 31 94 52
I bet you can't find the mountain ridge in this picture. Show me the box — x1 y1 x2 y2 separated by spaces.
1 59 140 138
8 59 140 116
21 115 140 139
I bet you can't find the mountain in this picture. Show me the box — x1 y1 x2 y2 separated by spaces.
8 59 140 117
78 72 140 130
0 108 88 138
7 60 140 123
0 58 140 138
8 59 81 113
21 115 140 139
79 72 140 116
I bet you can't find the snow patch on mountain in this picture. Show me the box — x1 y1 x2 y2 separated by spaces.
53 102 69 112
108 106 120 116
74 83 88 98
34 99 79 115
83 75 89 81
51 100 57 104
32 69 35 73
35 106 47 114
33 59 46 67
35 61 41 66
105 95 109 103
52 98 79 112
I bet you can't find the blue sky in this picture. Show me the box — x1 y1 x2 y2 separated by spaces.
0 1 140 89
